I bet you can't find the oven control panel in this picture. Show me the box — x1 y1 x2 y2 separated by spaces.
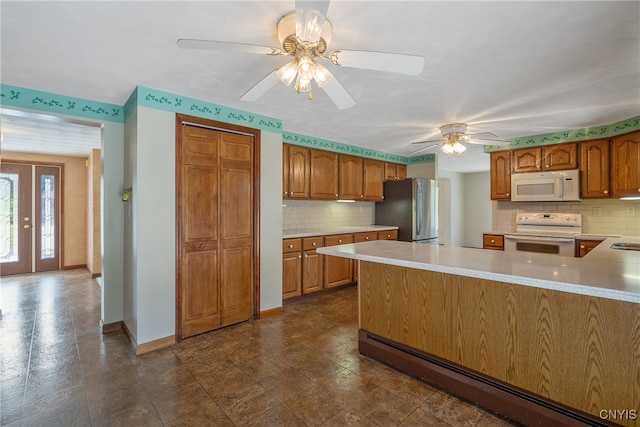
516 213 582 226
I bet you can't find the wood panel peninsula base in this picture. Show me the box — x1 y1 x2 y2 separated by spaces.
356 261 638 427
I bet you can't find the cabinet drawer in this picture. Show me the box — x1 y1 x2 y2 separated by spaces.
303 236 324 250
378 230 398 240
482 234 504 250
283 238 302 253
325 234 354 246
354 231 378 243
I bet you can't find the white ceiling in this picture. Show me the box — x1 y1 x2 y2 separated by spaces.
1 1 638 171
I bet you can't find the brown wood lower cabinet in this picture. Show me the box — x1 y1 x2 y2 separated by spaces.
283 230 397 298
282 238 303 299
575 239 603 257
378 230 398 240
324 234 354 288
302 237 324 294
482 233 504 250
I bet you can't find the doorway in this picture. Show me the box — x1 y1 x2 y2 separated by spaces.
175 114 260 340
0 162 62 275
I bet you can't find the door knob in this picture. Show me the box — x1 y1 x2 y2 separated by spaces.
24 224 30 229
24 216 30 221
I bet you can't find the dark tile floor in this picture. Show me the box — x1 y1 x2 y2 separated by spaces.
1 269 518 426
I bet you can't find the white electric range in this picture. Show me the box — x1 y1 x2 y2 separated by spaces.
504 213 582 257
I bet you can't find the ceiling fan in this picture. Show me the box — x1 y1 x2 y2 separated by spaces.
409 123 512 157
177 0 425 109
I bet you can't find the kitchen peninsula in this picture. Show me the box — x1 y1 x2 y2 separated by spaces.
318 238 640 427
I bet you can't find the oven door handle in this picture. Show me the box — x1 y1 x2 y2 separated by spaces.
504 235 575 243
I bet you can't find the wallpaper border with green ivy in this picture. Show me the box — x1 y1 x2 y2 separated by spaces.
135 86 282 133
0 84 124 122
483 115 640 152
282 131 436 165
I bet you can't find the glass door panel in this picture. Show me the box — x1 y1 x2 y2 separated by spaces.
35 166 60 272
0 163 32 275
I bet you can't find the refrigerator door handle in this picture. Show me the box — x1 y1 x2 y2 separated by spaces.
416 181 422 236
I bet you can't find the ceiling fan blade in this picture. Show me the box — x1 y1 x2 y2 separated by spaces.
177 39 282 56
466 131 498 139
330 50 425 76
411 138 444 145
321 77 356 110
408 144 439 156
240 70 280 102
465 139 512 147
295 0 330 43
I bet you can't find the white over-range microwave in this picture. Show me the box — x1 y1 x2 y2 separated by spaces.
510 169 580 202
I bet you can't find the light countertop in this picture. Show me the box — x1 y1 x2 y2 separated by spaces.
283 225 398 239
317 236 640 303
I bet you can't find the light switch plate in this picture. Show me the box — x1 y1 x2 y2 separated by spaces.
593 207 602 217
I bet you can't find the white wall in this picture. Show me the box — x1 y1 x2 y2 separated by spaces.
123 109 137 339
438 170 465 246
408 161 437 179
101 120 125 326
134 107 176 344
463 172 492 248
260 131 284 312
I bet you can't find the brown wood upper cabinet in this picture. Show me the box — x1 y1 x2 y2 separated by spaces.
384 162 407 181
362 159 384 201
512 144 578 173
610 131 640 198
310 149 339 200
512 147 541 172
338 154 364 200
543 143 578 170
580 138 610 198
283 145 386 201
283 144 310 199
490 151 511 200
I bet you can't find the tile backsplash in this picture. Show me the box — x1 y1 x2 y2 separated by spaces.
493 199 640 236
283 200 375 231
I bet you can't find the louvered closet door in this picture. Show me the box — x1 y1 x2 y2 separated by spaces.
178 122 255 338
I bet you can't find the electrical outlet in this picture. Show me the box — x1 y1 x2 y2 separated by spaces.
627 207 636 216
593 207 602 217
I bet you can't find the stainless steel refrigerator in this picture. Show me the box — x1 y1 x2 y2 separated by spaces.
375 178 439 242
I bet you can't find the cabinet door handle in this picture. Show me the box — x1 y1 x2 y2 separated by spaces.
298 255 302 259
490 239 495 244
312 242 316 246
506 193 510 196
338 239 342 243
304 254 308 258
288 244 293 248
365 237 369 240
580 245 585 249
604 190 608 194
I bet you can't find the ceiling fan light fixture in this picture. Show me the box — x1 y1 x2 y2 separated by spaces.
295 74 312 93
313 61 333 87
440 123 467 138
276 60 299 86
440 140 467 157
277 11 332 48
